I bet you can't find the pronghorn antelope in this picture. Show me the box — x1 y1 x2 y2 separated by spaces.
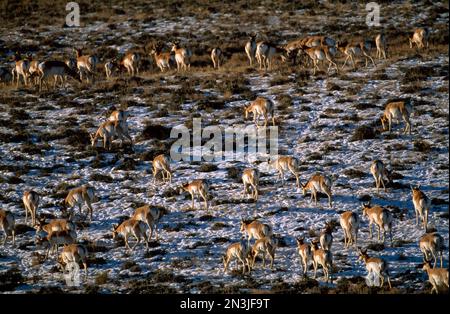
171 42 192 71
23 190 40 225
180 179 209 210
411 186 431 230
37 61 81 91
13 54 30 87
255 41 287 71
240 219 273 247
104 60 116 79
319 222 334 251
74 48 98 82
152 154 172 183
131 205 156 240
310 239 333 282
419 232 444 268
65 58 77 71
108 108 132 147
380 100 413 134
242 168 259 200
270 156 300 188
90 120 132 150
370 160 390 194
119 52 140 76
338 41 375 69
361 202 393 246
340 211 359 248
244 96 276 128
211 47 223 69
223 238 251 274
299 45 338 75
245 34 257 66
375 33 387 59
28 60 41 85
149 43 174 72
422 262 449 294
248 236 277 270
301 173 333 208
112 219 149 251
0 209 15 246
357 248 392 289
59 244 88 274
64 185 97 221
284 36 336 65
36 229 77 258
409 28 430 49
35 218 77 239
296 237 311 276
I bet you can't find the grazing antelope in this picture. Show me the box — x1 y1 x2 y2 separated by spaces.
338 41 375 69
13 54 30 87
409 28 430 49
380 100 413 134
296 237 311 276
104 60 116 79
255 41 287 71
375 33 387 59
411 186 431 230
171 42 192 71
23 190 40 225
361 202 393 246
36 229 77 258
245 34 257 66
242 168 259 200
340 211 359 248
74 48 98 82
284 36 336 65
120 52 140 76
370 160 390 194
319 222 334 251
112 219 149 251
248 236 277 270
357 248 392 289
131 205 156 240
422 262 448 294
0 209 15 246
244 96 276 128
223 238 250 274
133 205 169 240
180 179 209 210
270 156 300 188
149 44 173 72
59 244 88 274
64 185 97 221
28 60 41 85
90 120 132 150
301 173 333 208
37 61 81 91
310 239 333 282
152 154 172 183
299 45 338 75
108 108 132 145
35 218 77 239
211 47 223 69
419 232 444 268
240 219 273 247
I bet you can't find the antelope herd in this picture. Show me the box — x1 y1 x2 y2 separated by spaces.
0 26 448 294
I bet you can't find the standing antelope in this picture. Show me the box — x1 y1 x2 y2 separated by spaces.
180 179 209 210
152 154 172 183
301 173 333 208
340 211 359 248
319 222 334 251
12 53 30 87
35 218 76 239
411 186 431 230
361 202 393 246
90 120 132 150
240 219 273 247
64 185 97 221
59 244 88 274
338 41 375 69
244 96 276 128
419 232 444 268
0 209 15 246
422 262 448 294
284 36 336 65
245 34 257 66
299 45 338 75
248 236 277 270
375 33 387 59
310 240 333 282
37 61 81 91
120 52 140 76
36 229 77 258
109 108 132 145
211 47 223 69
223 238 250 274
131 205 156 240
370 160 390 194
171 42 192 71
149 44 173 72
357 248 392 289
270 156 300 188
409 28 430 49
28 60 41 85
23 190 40 225
255 41 287 71
112 219 149 251
380 100 413 134
296 237 311 276
74 48 98 82
242 168 259 200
